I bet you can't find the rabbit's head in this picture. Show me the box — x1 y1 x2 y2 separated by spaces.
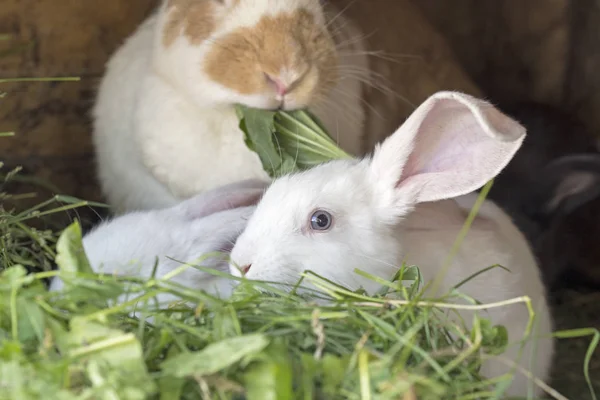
229 91 527 294
153 0 338 111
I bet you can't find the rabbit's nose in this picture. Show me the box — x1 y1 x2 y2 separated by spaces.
265 74 289 96
242 264 252 275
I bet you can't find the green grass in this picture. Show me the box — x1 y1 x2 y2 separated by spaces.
0 220 536 400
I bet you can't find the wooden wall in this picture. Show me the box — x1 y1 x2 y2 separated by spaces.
0 0 156 207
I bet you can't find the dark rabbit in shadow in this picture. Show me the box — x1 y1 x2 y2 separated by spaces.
482 102 600 289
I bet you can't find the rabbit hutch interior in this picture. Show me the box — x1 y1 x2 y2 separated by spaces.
0 0 599 399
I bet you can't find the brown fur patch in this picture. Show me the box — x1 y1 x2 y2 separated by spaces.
163 0 218 47
203 9 338 103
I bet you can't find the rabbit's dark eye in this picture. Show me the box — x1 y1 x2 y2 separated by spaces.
310 210 333 231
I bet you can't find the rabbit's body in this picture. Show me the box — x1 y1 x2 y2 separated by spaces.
229 92 554 397
93 15 258 212
93 0 480 214
404 194 546 309
405 194 553 394
49 179 269 307
93 13 287 212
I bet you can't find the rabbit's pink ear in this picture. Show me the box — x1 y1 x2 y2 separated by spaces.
178 179 270 219
370 91 526 208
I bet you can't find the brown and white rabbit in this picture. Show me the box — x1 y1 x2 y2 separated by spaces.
229 91 554 397
92 0 480 214
484 103 600 288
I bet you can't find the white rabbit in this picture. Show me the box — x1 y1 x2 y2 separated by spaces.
92 0 366 214
49 179 269 309
92 0 481 214
229 91 554 397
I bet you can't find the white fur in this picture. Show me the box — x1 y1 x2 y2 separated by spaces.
49 179 269 309
229 92 554 397
93 1 367 214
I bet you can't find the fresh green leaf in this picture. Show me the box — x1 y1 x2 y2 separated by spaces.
244 340 294 400
236 105 351 178
161 333 270 378
67 318 157 398
54 222 93 275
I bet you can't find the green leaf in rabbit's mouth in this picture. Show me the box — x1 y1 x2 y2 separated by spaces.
235 105 352 179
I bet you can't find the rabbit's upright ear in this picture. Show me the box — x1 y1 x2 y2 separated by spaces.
530 154 600 217
369 91 526 213
176 179 270 219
